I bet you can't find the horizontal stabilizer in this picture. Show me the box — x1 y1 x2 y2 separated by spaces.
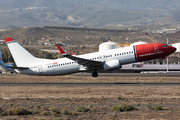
6 66 29 70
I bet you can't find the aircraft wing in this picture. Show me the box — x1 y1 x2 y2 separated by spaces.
57 45 103 69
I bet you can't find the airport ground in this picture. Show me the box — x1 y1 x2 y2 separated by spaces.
1 74 180 119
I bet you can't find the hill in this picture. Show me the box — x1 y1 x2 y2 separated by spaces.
0 0 180 28
159 10 180 23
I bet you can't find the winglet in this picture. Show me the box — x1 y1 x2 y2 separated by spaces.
70 51 76 56
56 45 67 56
4 37 15 43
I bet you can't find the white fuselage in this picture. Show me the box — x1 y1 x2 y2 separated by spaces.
16 46 136 75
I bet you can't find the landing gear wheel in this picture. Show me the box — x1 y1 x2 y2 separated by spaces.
92 71 98 77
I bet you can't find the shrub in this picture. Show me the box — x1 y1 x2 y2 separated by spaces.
146 104 151 109
49 107 59 113
136 103 140 106
88 104 93 109
112 104 135 112
49 107 59 116
0 107 3 113
51 112 58 116
61 109 70 115
10 104 13 107
26 97 29 101
75 106 89 112
36 105 41 109
153 105 162 110
32 110 39 114
38 118 45 120
5 106 31 115
117 96 121 100
41 111 49 116
51 118 63 120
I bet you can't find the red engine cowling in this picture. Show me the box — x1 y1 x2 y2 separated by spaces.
103 60 121 71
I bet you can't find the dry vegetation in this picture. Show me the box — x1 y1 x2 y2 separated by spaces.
0 74 180 119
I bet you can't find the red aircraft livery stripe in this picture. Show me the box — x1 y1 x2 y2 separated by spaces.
135 43 165 62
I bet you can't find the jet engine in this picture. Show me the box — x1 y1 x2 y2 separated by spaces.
103 59 121 71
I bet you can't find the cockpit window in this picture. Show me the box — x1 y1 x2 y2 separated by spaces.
162 44 169 47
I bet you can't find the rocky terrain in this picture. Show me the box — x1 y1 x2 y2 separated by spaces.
0 74 180 119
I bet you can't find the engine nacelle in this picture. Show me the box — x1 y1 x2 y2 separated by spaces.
103 60 121 71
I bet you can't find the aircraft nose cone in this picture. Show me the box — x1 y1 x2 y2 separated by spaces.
171 46 177 53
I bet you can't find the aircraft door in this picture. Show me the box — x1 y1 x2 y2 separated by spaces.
38 65 43 74
154 44 159 54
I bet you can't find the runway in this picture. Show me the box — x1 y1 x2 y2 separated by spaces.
1 72 180 77
1 83 180 86
72 73 180 77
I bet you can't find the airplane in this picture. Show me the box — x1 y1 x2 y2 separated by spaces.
5 37 176 77
0 49 14 73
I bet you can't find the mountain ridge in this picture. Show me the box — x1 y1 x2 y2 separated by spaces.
0 0 180 28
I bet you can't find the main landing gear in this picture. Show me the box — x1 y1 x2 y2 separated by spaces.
92 71 98 77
